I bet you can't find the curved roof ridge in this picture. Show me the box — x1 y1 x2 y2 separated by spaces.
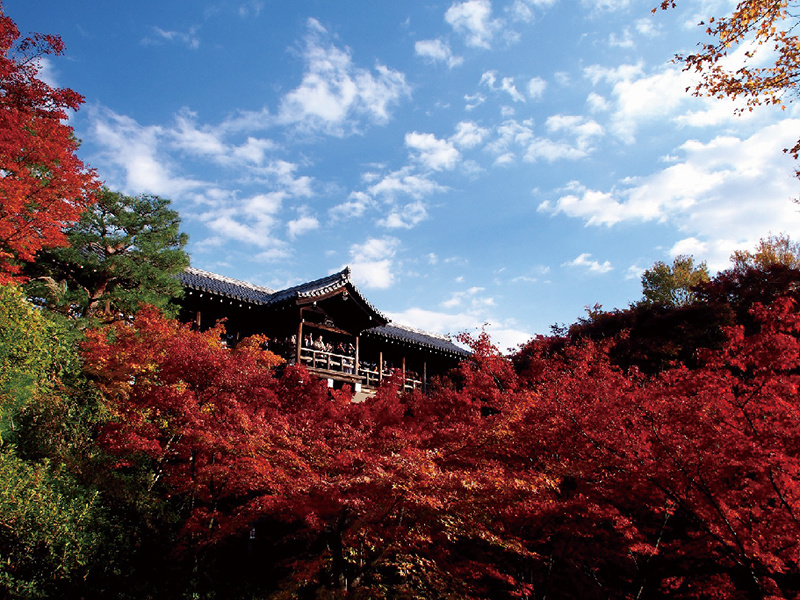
266 267 349 303
265 266 388 324
294 267 352 299
184 266 276 294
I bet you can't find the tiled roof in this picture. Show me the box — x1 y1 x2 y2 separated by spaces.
179 267 388 323
178 267 274 304
264 267 388 324
264 267 351 304
366 323 470 356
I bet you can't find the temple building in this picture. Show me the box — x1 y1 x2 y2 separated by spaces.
177 267 468 395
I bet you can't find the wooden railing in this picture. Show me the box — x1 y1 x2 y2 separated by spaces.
299 347 356 374
298 347 424 391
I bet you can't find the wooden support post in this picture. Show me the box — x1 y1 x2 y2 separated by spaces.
423 361 427 393
401 356 406 388
355 336 360 376
296 316 304 365
379 351 383 382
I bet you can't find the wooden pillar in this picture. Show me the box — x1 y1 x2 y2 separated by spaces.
195 310 201 329
379 351 384 382
423 361 427 393
355 335 360 376
401 356 406 387
296 315 304 365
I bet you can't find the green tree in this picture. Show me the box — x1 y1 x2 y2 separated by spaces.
640 254 710 307
0 284 75 445
0 452 104 599
0 284 107 598
26 188 189 319
730 233 800 271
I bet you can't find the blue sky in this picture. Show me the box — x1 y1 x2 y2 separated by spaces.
9 0 800 350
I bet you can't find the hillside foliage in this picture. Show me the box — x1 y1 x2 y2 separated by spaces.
4 238 799 598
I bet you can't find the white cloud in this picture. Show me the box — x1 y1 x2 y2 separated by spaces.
386 306 531 353
546 114 603 146
480 71 526 102
582 0 631 11
584 62 754 143
348 236 400 289
493 152 516 166
355 237 398 261
88 106 201 197
609 28 634 48
525 138 588 162
441 286 488 308
445 0 500 48
527 76 547 99
255 159 315 197
541 119 800 269
508 0 534 22
386 307 472 337
255 246 292 262
539 186 635 225
238 1 264 18
368 169 447 200
586 92 610 112
278 19 410 135
625 264 645 280
450 121 489 149
562 253 613 274
34 57 59 87
193 187 312 258
172 110 227 157
634 17 660 37
484 118 535 159
143 26 200 49
464 92 486 111
518 115 603 163
87 104 315 215
414 38 464 68
287 209 319 238
329 191 373 220
669 236 709 258
405 131 461 171
511 264 551 283
378 200 429 229
230 137 277 165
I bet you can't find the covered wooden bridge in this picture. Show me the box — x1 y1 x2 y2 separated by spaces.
177 267 468 394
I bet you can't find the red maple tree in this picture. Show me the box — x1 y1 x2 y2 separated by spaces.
81 295 800 598
514 299 800 598
0 6 98 282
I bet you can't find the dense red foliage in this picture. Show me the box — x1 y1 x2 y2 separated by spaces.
81 301 800 598
515 299 800 598
0 8 98 282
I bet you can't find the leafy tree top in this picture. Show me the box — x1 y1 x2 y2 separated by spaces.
26 188 190 319
0 7 99 282
731 233 800 271
640 254 710 307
